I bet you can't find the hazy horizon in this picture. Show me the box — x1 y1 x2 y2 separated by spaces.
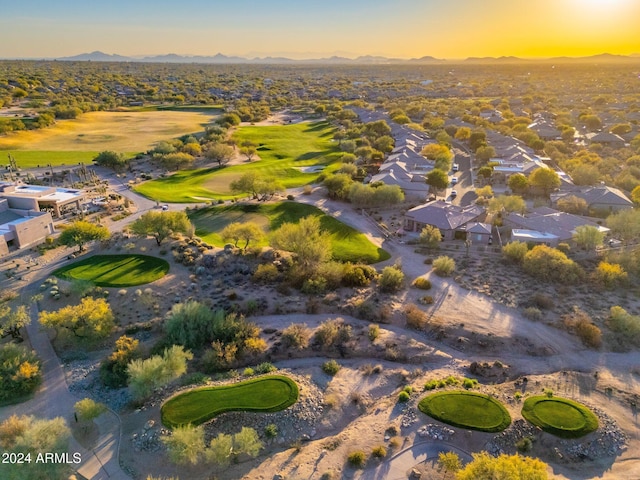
1 0 639 60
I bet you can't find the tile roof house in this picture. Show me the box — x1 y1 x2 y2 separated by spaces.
404 200 486 240
505 207 609 246
585 131 626 148
551 185 633 213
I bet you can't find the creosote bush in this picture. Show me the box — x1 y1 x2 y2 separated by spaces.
281 323 311 350
432 255 455 276
412 277 432 290
378 265 404 293
404 303 428 329
322 359 341 376
347 450 367 468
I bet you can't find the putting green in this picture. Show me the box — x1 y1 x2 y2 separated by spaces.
161 375 299 427
53 254 169 287
522 396 598 438
418 391 511 433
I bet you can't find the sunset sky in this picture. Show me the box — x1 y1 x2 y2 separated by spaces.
1 0 639 59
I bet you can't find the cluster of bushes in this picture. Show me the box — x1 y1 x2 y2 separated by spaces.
424 376 478 391
127 345 192 400
162 424 263 466
562 308 602 349
163 301 266 373
171 237 212 266
0 344 42 402
314 318 352 350
100 335 141 388
608 306 640 350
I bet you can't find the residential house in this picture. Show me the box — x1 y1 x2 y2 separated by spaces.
404 200 486 240
585 131 626 148
0 198 54 256
551 185 633 213
505 207 609 247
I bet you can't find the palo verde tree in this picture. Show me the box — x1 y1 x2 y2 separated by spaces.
0 304 29 341
270 215 332 273
58 220 110 252
0 344 42 402
220 222 264 250
38 297 115 340
528 167 561 197
129 210 192 245
93 151 127 171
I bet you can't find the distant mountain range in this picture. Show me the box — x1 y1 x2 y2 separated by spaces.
46 51 640 64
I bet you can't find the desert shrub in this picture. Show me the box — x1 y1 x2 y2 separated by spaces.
316 261 345 290
301 277 327 294
516 437 533 453
322 360 341 376
419 295 434 305
378 265 404 293
593 262 628 289
523 307 543 321
347 450 367 468
252 264 279 284
388 436 402 449
342 263 377 287
0 344 42 402
463 378 478 389
398 391 411 402
432 256 456 276
371 445 387 458
557 243 570 254
523 245 583 283
530 293 555 310
368 324 380 341
404 303 428 329
502 241 528 264
281 323 311 349
563 308 601 348
254 362 277 374
323 393 340 410
128 346 193 400
243 367 255 376
264 424 278 439
608 306 640 349
412 277 432 290
100 335 141 388
315 318 352 349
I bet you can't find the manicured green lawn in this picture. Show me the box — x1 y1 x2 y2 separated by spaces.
53 254 169 287
418 391 511 433
134 121 342 202
161 375 299 428
522 396 599 438
189 201 390 264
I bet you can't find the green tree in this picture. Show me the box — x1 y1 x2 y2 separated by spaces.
573 225 604 251
528 168 561 197
456 452 548 480
324 173 354 200
38 297 115 340
232 426 263 457
0 415 71 480
454 127 471 141
426 169 449 196
100 335 141 388
606 209 640 245
127 345 193 400
205 143 234 166
475 145 496 164
164 300 216 350
221 222 264 250
93 151 127 171
438 451 461 478
0 304 29 341
161 424 205 465
159 152 194 171
239 145 257 161
58 220 110 252
556 195 588 215
206 432 233 466
523 245 583 283
488 195 526 214
270 216 332 271
130 211 192 245
508 173 529 194
379 265 404 293
419 225 442 250
74 398 107 422
502 241 528 264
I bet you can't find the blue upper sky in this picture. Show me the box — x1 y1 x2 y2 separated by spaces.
1 0 639 59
